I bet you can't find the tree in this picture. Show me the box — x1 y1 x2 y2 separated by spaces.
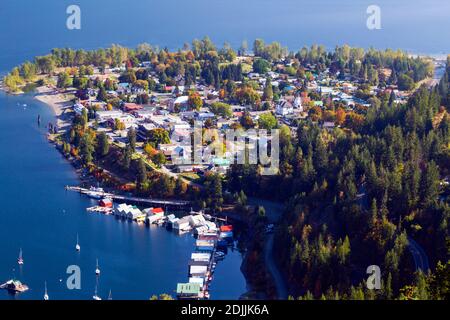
209 102 232 118
262 79 273 101
239 40 248 56
188 91 203 110
35 55 55 74
253 58 271 74
97 86 108 101
147 128 170 147
258 112 278 130
398 74 415 91
136 158 148 188
127 127 137 152
152 152 167 166
121 145 133 170
429 260 450 300
80 133 94 165
96 132 110 158
420 161 440 206
56 71 72 88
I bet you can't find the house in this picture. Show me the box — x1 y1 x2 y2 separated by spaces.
123 103 143 112
176 283 201 299
189 214 206 228
144 207 165 224
166 215 179 229
73 103 87 116
173 216 191 232
114 203 143 220
99 198 113 208
195 111 215 121
191 252 211 262
275 100 294 116
96 110 125 122
322 121 336 130
117 83 131 94
293 96 303 112
189 277 205 287
189 265 208 277
137 123 157 140
169 96 189 112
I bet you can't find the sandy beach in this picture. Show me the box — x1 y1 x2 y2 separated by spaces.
34 86 74 129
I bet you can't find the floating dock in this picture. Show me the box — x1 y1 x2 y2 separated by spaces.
65 186 191 206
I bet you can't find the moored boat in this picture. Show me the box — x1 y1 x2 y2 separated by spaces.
75 233 81 252
17 248 24 265
0 279 29 293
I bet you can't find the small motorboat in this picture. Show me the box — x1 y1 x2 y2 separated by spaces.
17 248 24 265
93 282 101 300
95 259 101 276
44 281 49 300
0 279 29 293
75 234 81 252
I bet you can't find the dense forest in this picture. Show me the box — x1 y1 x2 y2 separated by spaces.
228 58 450 299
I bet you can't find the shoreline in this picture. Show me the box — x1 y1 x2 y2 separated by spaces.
33 86 73 129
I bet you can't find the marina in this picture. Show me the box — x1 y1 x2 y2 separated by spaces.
70 186 238 300
65 186 191 207
0 92 247 300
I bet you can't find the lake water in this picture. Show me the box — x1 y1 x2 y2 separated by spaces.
0 0 448 300
0 91 247 300
0 0 449 72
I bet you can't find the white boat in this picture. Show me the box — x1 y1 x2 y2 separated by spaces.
95 259 101 276
17 248 24 265
87 186 105 199
44 281 49 300
93 281 101 300
75 234 81 252
108 290 112 300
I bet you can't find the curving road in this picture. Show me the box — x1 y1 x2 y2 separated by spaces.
249 198 288 299
407 237 430 273
357 183 430 273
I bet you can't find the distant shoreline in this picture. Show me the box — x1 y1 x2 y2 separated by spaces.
33 86 73 129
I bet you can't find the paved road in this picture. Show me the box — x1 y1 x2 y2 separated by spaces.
407 237 430 273
249 198 288 299
356 183 430 273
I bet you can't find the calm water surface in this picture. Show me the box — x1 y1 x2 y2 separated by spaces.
0 91 247 300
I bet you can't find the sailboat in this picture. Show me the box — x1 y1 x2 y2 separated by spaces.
75 234 80 252
95 259 101 276
108 290 112 300
44 281 49 300
17 248 24 265
93 280 101 300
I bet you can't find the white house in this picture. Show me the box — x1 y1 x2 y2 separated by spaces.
73 103 87 116
96 110 125 122
144 207 165 224
189 214 206 228
293 96 303 112
275 100 294 116
115 203 143 220
173 216 191 232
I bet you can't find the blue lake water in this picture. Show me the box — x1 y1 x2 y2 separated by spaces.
0 0 448 300
0 91 247 300
0 0 449 72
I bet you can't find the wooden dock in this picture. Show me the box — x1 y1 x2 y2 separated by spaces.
65 186 191 206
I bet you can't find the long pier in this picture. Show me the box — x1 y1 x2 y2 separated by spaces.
65 186 191 206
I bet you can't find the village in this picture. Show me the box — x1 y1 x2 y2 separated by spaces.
38 48 429 184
